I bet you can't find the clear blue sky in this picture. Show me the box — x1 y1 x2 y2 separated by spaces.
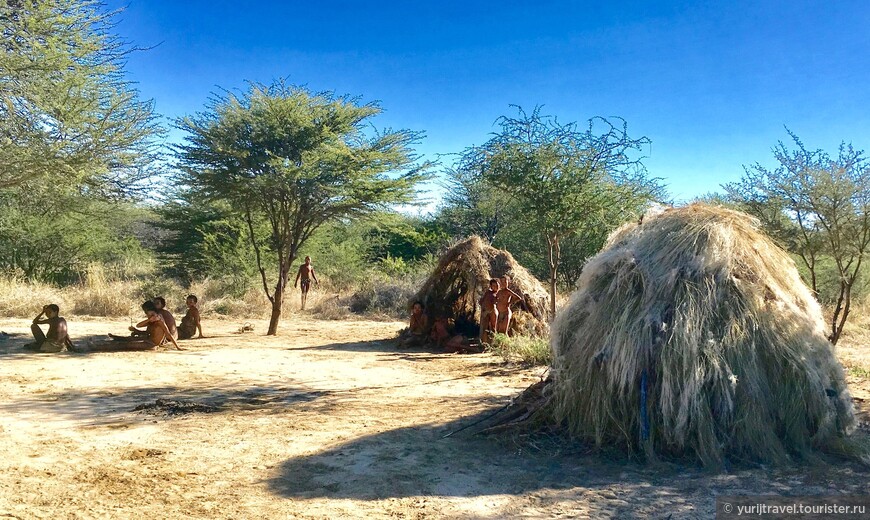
108 0 870 206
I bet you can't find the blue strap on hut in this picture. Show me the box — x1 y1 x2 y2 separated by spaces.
640 370 650 441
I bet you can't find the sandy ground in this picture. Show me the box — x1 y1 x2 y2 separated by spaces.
1 316 869 519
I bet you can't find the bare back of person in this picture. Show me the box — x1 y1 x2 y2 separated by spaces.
46 316 68 344
159 309 177 337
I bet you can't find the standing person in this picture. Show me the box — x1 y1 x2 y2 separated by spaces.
26 304 69 353
82 301 181 352
495 275 525 335
479 278 500 345
178 294 204 340
294 256 319 310
153 296 177 339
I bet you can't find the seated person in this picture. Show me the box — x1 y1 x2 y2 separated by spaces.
77 301 181 352
25 304 69 353
153 296 178 339
178 294 204 340
429 315 480 354
430 315 451 346
399 301 428 348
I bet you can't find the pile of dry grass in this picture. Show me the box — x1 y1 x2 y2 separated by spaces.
413 236 550 336
547 204 863 466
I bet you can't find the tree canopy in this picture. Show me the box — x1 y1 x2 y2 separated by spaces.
725 131 870 344
175 81 430 334
453 107 664 314
0 0 161 193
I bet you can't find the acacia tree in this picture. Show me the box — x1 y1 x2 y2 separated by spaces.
0 0 160 192
437 160 516 242
459 107 662 315
175 82 429 335
725 131 870 344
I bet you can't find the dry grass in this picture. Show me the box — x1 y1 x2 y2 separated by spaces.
0 271 414 322
414 236 551 336
0 273 269 319
549 203 864 466
0 277 71 317
71 264 136 316
488 333 552 366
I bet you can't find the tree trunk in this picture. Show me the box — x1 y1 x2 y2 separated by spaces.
267 280 283 336
267 262 288 336
829 281 852 345
546 234 561 317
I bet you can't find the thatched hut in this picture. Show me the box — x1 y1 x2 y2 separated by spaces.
413 236 551 337
549 204 861 466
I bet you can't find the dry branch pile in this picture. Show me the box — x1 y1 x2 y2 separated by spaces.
413 236 551 337
547 204 863 466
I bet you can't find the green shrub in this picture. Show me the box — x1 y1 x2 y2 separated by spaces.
488 333 552 366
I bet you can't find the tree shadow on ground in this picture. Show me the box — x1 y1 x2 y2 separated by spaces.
293 338 426 353
292 338 491 364
0 381 335 426
266 407 870 519
0 332 228 357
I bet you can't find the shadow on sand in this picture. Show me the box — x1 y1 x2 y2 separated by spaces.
0 381 334 426
292 338 491 368
265 407 870 518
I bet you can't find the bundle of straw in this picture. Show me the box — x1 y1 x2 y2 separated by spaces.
413 236 551 337
550 204 861 465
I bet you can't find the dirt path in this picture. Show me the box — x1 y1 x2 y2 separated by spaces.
1 317 868 519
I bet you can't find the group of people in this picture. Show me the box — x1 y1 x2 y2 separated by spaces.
26 295 204 354
478 275 525 343
24 256 320 354
401 274 527 352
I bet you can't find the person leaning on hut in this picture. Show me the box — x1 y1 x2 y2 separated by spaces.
25 304 70 353
495 275 525 335
178 294 204 340
479 278 500 344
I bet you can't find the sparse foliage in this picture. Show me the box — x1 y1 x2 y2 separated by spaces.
725 131 870 344
0 0 162 193
175 81 429 334
456 107 663 314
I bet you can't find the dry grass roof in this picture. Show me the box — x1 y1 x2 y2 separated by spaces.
413 236 551 336
549 203 864 466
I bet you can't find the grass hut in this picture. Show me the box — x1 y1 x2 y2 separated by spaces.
549 204 862 466
413 236 551 337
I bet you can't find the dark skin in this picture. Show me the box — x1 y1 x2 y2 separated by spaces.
86 309 178 353
479 280 500 343
153 299 177 338
399 304 430 349
32 306 68 343
294 256 319 310
480 282 500 314
495 276 525 334
130 311 182 350
181 297 203 339
409 304 428 335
